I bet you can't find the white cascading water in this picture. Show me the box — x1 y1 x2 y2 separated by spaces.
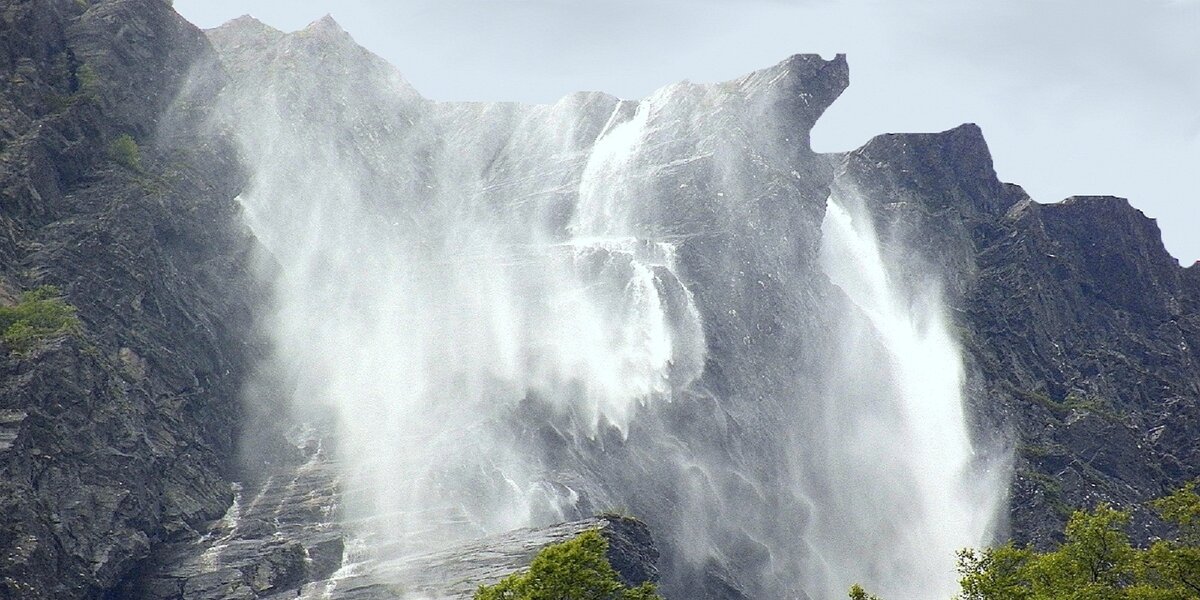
813 191 1007 599
234 83 706 565
213 20 1008 598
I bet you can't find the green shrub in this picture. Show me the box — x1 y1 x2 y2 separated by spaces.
474 529 660 600
849 481 1200 599
109 133 140 170
75 62 99 101
0 286 80 353
848 584 881 600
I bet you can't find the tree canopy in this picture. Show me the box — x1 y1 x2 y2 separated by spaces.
851 481 1200 600
474 529 661 600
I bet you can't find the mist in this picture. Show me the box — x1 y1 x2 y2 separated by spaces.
176 0 1200 265
201 17 1011 598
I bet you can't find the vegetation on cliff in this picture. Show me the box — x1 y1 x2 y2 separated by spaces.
474 530 661 600
852 482 1200 599
0 286 80 353
107 133 141 171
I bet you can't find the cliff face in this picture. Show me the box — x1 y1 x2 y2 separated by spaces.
201 15 862 598
836 124 1200 545
0 1 263 597
1 3 1198 600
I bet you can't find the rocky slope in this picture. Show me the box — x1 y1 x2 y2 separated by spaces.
118 423 658 600
201 15 859 599
834 125 1200 545
194 16 1200 597
0 1 263 597
0 5 659 599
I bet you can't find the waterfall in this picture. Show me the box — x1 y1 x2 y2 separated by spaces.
233 84 707 563
211 23 1008 597
809 191 1008 599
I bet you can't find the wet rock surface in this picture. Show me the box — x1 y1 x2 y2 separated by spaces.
0 1 263 598
301 516 657 600
124 430 658 600
119 436 343 600
835 124 1200 546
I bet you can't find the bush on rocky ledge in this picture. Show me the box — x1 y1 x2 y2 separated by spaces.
474 529 661 600
0 285 80 353
108 133 141 171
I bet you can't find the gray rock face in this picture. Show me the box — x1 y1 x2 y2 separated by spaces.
201 15 857 599
834 123 1200 546
1 2 1197 599
301 516 657 600
195 13 1197 600
119 432 342 600
123 425 657 600
0 1 263 598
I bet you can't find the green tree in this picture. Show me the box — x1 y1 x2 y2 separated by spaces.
1138 482 1200 597
849 583 882 600
1028 503 1137 595
474 530 660 600
1151 482 1200 545
957 544 1034 600
849 482 1200 600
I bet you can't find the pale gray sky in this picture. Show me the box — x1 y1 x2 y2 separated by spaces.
176 0 1199 264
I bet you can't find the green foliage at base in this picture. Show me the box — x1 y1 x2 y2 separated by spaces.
851 482 1200 600
474 530 661 600
848 583 881 600
109 133 141 170
0 286 80 353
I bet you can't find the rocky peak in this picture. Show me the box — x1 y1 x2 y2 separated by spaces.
206 11 422 113
842 123 1017 218
301 14 349 39
207 14 283 43
740 54 848 117
731 53 849 154
218 14 275 32
836 108 1200 547
1039 195 1183 319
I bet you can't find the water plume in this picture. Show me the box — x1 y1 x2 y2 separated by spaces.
806 190 1009 598
203 17 1009 598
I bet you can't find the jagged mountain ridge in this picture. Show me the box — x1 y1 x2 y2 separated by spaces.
0 2 1196 599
